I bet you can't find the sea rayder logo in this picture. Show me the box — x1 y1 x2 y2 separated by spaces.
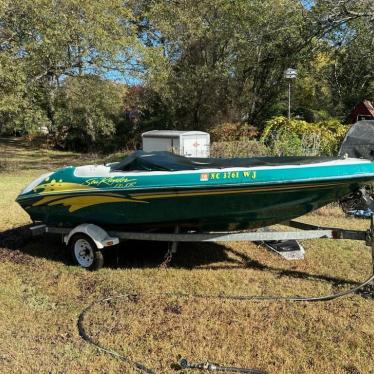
85 177 137 188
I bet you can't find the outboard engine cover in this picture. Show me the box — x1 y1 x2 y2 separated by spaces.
339 120 374 215
339 120 374 160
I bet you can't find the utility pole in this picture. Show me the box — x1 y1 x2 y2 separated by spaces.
284 68 297 121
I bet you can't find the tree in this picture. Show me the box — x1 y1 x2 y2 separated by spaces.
137 0 325 128
327 19 374 115
0 0 140 135
293 1 374 119
1 0 373 146
138 0 374 128
54 76 126 151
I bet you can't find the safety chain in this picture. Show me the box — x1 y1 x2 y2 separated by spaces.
159 242 175 268
159 226 180 268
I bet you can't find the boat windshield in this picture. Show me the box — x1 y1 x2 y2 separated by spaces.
111 151 337 172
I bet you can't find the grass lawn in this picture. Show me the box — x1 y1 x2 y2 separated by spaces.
0 137 373 373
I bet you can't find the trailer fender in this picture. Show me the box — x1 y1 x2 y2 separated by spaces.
64 224 119 249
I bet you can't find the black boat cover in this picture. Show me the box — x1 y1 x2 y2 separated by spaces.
339 120 374 160
111 151 336 172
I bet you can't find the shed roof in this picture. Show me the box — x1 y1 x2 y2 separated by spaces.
347 100 374 124
142 130 209 138
364 100 374 116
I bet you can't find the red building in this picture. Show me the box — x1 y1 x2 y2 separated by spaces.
347 100 374 124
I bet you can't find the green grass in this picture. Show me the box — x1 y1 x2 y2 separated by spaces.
0 137 373 373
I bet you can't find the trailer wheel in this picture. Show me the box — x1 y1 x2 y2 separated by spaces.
69 234 104 270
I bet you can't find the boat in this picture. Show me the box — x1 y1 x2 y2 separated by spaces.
16 121 374 231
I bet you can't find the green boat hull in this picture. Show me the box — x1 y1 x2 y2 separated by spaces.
20 183 357 230
16 159 374 231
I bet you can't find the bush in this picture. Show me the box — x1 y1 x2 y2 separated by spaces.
261 116 348 156
269 132 306 156
210 140 268 158
209 122 258 142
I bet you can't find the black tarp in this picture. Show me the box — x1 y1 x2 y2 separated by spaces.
339 120 374 160
111 150 336 172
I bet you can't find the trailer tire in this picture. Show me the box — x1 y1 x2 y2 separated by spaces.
69 233 104 270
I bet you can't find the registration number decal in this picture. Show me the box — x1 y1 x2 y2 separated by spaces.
200 170 257 181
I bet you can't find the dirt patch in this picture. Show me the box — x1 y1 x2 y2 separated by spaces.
0 225 34 265
0 248 33 265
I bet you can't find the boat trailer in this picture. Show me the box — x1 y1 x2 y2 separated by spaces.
30 218 374 271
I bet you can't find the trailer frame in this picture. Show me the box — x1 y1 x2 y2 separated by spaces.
29 217 374 270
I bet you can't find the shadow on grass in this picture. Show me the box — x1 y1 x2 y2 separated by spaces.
0 225 233 269
0 137 36 149
1 225 373 298
224 247 374 299
0 136 114 170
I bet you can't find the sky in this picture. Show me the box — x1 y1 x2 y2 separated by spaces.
104 70 141 86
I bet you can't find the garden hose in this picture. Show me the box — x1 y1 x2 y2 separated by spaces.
77 252 374 374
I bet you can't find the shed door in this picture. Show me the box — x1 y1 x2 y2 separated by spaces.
143 137 178 153
183 135 209 157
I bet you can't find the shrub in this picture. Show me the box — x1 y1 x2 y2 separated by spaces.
210 140 268 158
261 116 348 156
209 122 258 142
270 131 305 156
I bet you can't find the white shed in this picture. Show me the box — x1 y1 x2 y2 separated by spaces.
142 130 210 158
